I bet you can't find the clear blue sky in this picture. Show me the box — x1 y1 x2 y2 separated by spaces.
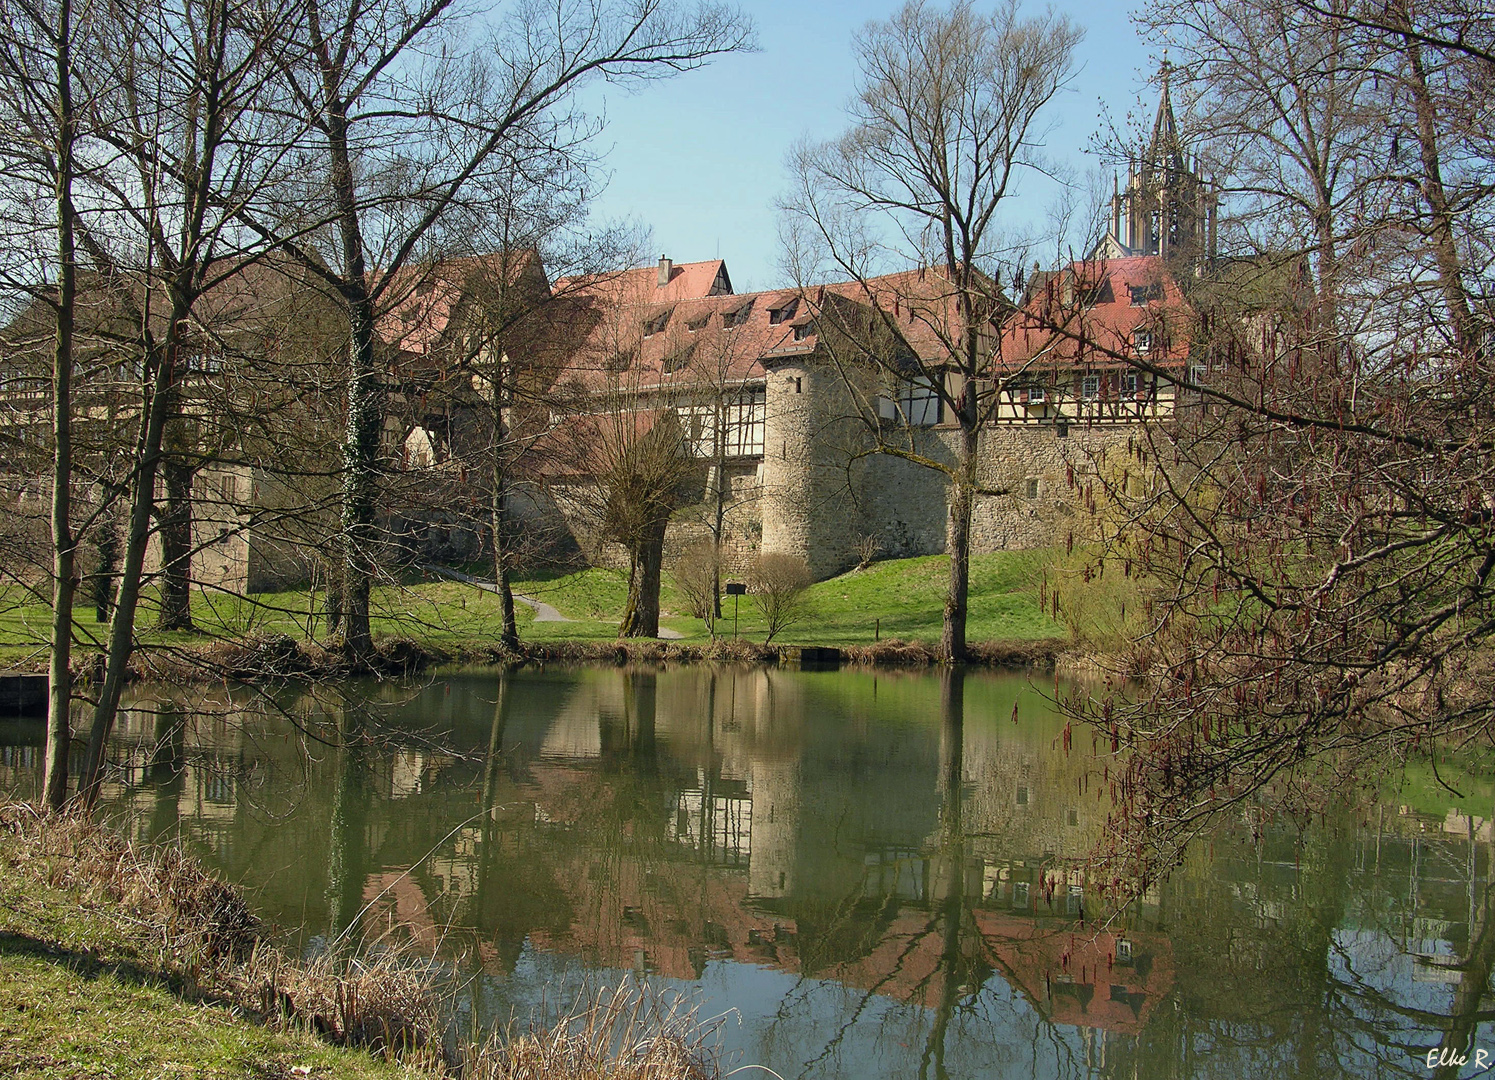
582 0 1165 291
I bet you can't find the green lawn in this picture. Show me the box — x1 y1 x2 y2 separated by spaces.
0 551 1065 662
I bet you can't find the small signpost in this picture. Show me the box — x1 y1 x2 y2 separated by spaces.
724 582 746 639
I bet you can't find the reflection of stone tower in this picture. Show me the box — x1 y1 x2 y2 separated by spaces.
759 355 874 580
1099 62 1216 263
748 757 801 900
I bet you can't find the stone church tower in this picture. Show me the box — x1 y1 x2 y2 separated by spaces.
1097 62 1217 263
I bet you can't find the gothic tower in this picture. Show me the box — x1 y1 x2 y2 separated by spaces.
1097 61 1217 263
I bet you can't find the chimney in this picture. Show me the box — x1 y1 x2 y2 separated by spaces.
657 255 672 288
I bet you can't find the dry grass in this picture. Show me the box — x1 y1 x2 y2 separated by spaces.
464 982 726 1080
0 804 444 1066
0 805 740 1080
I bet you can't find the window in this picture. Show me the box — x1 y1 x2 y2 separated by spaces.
793 321 814 341
1116 938 1133 964
1188 363 1208 386
1121 372 1140 396
721 302 752 328
768 298 798 324
1025 478 1040 499
878 378 941 426
724 389 766 456
1133 329 1153 354
1025 385 1046 405
643 309 671 336
1013 881 1030 907
662 347 693 374
1128 283 1162 305
686 314 710 332
1080 373 1100 400
677 389 765 459
1066 885 1083 915
1016 784 1029 806
1066 808 1079 826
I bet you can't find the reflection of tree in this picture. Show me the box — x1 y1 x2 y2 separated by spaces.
146 703 185 842
326 703 371 943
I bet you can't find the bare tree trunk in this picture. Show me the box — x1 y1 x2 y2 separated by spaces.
619 527 666 638
43 0 77 812
75 314 185 810
491 486 519 647
490 369 518 647
941 411 978 664
157 455 195 631
92 507 117 623
325 99 380 666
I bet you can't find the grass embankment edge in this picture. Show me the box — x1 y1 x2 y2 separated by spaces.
0 804 728 1080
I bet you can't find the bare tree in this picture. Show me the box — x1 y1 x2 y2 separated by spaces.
258 0 753 664
1082 0 1495 883
781 0 1081 661
71 0 313 809
0 0 101 809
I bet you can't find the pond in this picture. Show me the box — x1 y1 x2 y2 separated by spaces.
2 664 1491 1079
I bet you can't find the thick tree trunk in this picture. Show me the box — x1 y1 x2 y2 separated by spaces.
490 385 518 647
491 487 519 647
157 457 195 631
92 511 117 623
44 0 77 812
941 423 978 664
339 294 381 664
325 101 380 666
619 526 666 638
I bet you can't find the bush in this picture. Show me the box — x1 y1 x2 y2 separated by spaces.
672 541 721 632
746 553 812 643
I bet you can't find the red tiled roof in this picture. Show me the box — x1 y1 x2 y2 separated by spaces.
998 256 1190 371
374 250 548 357
552 258 731 306
550 263 977 395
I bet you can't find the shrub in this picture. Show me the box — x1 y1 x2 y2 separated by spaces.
746 553 812 643
672 541 721 633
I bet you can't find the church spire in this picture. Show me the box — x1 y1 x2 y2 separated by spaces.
1147 57 1186 179
1093 58 1215 263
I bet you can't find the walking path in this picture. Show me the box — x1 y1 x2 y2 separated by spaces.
423 565 684 638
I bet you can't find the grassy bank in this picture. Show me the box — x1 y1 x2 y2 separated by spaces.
0 551 1066 670
0 806 428 1080
0 805 725 1080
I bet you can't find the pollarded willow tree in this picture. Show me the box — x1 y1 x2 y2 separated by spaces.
1077 0 1495 885
781 0 1082 662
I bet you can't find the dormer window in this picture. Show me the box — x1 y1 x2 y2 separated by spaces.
793 321 814 341
1128 283 1162 306
643 309 671 337
1133 329 1153 354
685 314 710 332
721 302 752 328
768 298 799 325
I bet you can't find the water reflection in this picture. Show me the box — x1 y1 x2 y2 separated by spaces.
1 666 1492 1079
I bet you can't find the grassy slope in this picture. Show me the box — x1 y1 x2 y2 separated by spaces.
0 551 1064 661
0 841 415 1080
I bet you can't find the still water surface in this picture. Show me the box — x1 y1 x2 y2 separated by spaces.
1 664 1491 1079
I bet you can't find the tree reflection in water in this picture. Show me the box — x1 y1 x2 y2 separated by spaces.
0 665 1492 1079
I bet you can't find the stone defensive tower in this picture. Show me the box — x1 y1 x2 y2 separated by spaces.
759 352 877 580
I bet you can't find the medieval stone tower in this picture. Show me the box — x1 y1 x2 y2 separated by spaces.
759 353 880 580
